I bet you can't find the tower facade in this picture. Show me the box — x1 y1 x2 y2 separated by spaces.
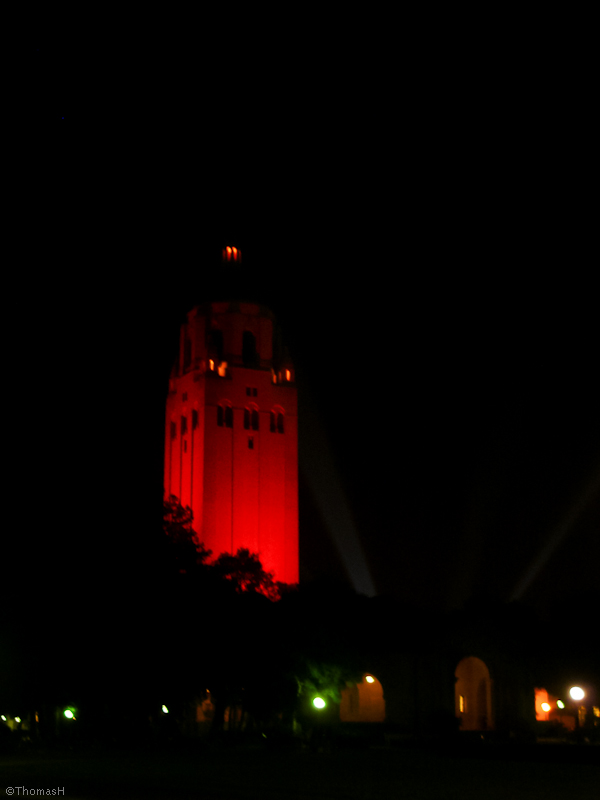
164 300 298 585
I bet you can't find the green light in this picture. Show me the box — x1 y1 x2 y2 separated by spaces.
557 700 565 709
162 705 169 714
313 697 326 709
64 709 74 719
14 717 21 724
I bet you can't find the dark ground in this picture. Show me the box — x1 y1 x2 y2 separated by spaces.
1 742 598 800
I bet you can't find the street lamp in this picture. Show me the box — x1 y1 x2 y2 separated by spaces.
569 687 586 735
312 697 326 709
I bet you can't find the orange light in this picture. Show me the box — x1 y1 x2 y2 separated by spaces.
209 359 214 371
541 702 551 712
226 246 232 254
535 687 550 720
232 247 238 260
285 369 291 381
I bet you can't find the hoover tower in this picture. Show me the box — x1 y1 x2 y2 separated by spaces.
164 296 298 585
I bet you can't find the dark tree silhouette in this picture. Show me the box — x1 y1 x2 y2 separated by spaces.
162 495 279 600
212 548 280 601
162 494 212 574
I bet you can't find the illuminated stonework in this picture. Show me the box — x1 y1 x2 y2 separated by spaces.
340 674 386 722
455 657 494 731
164 301 298 585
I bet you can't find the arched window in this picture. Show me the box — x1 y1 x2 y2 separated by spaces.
208 329 224 363
455 656 494 731
271 407 285 434
245 405 259 431
218 403 233 428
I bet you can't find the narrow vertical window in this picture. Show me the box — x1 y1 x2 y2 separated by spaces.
270 411 276 432
192 409 198 430
248 436 254 449
181 416 188 436
277 413 284 434
208 329 224 362
251 409 259 431
217 405 224 427
244 408 250 430
242 331 258 368
225 406 233 428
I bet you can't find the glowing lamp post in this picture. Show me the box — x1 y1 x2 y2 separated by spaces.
312 697 326 710
569 687 585 734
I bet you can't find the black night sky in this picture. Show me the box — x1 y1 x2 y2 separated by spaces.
5 42 598 716
8 200 599 630
24 214 594 620
147 225 598 622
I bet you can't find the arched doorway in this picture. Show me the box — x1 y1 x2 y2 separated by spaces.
340 673 385 722
455 656 494 731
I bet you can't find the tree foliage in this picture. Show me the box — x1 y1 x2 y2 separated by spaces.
162 495 279 600
295 659 364 704
212 548 280 601
162 494 212 574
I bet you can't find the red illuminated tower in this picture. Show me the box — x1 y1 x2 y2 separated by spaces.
164 297 298 585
